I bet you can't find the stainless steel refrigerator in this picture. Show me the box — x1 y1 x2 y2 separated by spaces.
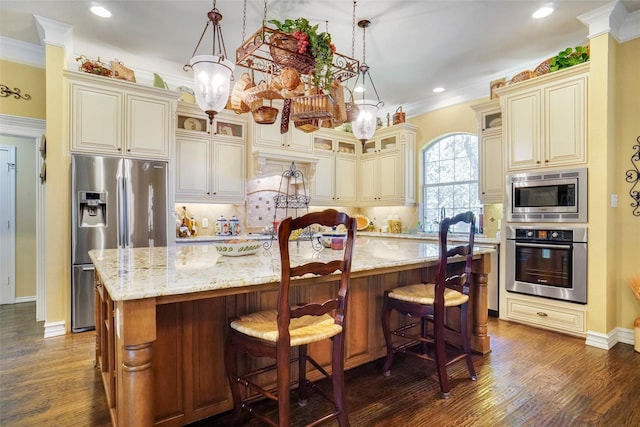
71 154 168 332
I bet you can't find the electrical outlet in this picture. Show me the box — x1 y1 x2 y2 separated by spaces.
611 194 617 208
202 217 209 228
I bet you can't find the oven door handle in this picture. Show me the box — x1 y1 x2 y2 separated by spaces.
515 242 572 250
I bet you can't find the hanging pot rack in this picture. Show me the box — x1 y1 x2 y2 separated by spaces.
235 26 359 84
235 0 359 86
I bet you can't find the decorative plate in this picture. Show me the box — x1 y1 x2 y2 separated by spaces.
354 214 371 231
184 117 202 131
214 241 261 257
219 125 233 136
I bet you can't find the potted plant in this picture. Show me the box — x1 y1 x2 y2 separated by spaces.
549 46 589 72
268 18 336 90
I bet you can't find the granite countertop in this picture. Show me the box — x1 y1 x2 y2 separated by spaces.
89 237 495 301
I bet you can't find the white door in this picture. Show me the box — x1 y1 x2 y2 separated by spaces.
0 145 16 304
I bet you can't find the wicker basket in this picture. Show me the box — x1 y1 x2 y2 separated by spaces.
534 58 552 76
509 70 536 85
230 73 255 114
293 118 320 133
269 33 315 74
290 93 335 120
242 80 283 105
252 105 279 125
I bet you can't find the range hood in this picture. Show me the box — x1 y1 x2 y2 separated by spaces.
252 151 318 179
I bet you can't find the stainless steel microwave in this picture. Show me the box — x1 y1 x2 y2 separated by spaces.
506 167 587 223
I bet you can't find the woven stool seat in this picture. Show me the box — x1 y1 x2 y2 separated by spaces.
388 283 469 307
230 309 343 346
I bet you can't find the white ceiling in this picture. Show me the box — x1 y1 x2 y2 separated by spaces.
1 1 639 118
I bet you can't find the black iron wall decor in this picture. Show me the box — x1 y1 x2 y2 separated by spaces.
626 135 640 216
0 84 32 100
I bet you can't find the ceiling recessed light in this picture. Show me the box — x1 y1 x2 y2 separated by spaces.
433 87 445 93
532 6 554 19
90 6 112 18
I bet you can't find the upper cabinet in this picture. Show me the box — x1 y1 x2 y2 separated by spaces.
66 70 177 160
250 100 314 154
497 63 588 171
310 132 358 205
471 99 503 203
358 123 417 206
175 103 246 204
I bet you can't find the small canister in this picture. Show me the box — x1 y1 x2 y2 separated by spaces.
216 215 229 235
393 106 405 125
230 216 241 235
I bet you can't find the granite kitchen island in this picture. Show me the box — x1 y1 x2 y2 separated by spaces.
90 237 492 427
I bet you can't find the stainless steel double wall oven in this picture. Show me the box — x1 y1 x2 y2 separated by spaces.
505 168 588 304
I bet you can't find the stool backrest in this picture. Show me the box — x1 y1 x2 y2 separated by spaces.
277 209 357 342
437 211 476 302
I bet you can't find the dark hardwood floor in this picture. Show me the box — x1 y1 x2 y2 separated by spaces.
1 302 639 426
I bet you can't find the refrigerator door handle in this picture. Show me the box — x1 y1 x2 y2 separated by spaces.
117 159 128 248
81 266 95 272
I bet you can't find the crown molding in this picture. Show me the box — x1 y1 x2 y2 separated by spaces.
33 15 73 48
578 0 640 43
0 37 45 68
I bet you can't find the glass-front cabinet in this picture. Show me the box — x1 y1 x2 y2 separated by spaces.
311 132 357 205
175 102 246 203
357 123 416 206
361 134 398 155
471 99 503 203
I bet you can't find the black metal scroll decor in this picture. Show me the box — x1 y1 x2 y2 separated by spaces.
626 136 640 216
0 84 32 100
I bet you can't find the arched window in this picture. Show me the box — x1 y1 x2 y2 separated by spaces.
422 133 481 233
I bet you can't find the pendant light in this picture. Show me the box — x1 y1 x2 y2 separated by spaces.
351 17 383 146
184 0 235 124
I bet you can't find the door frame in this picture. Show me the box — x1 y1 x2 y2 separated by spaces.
0 145 16 304
0 114 46 320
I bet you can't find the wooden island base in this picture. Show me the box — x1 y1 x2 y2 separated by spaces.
95 253 491 426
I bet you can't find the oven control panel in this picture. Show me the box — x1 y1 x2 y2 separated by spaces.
513 228 574 242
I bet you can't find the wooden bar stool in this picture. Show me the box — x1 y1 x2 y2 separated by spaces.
380 211 478 398
225 209 356 426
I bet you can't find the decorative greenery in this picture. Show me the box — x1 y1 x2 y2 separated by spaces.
268 18 336 90
549 46 589 72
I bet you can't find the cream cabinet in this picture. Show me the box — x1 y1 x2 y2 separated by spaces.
311 132 358 205
66 70 176 160
497 63 588 171
471 100 504 203
358 124 417 206
250 101 314 154
503 293 586 337
175 105 246 203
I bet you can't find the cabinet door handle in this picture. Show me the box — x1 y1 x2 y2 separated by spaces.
536 160 541 164
127 148 131 152
536 311 548 317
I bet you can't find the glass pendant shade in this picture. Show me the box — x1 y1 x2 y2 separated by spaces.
352 99 378 142
190 54 234 122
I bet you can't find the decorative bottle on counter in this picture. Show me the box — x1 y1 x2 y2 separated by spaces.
190 216 197 236
216 215 229 235
478 208 484 234
230 216 240 235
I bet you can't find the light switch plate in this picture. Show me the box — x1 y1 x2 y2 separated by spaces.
611 194 617 208
202 218 209 228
